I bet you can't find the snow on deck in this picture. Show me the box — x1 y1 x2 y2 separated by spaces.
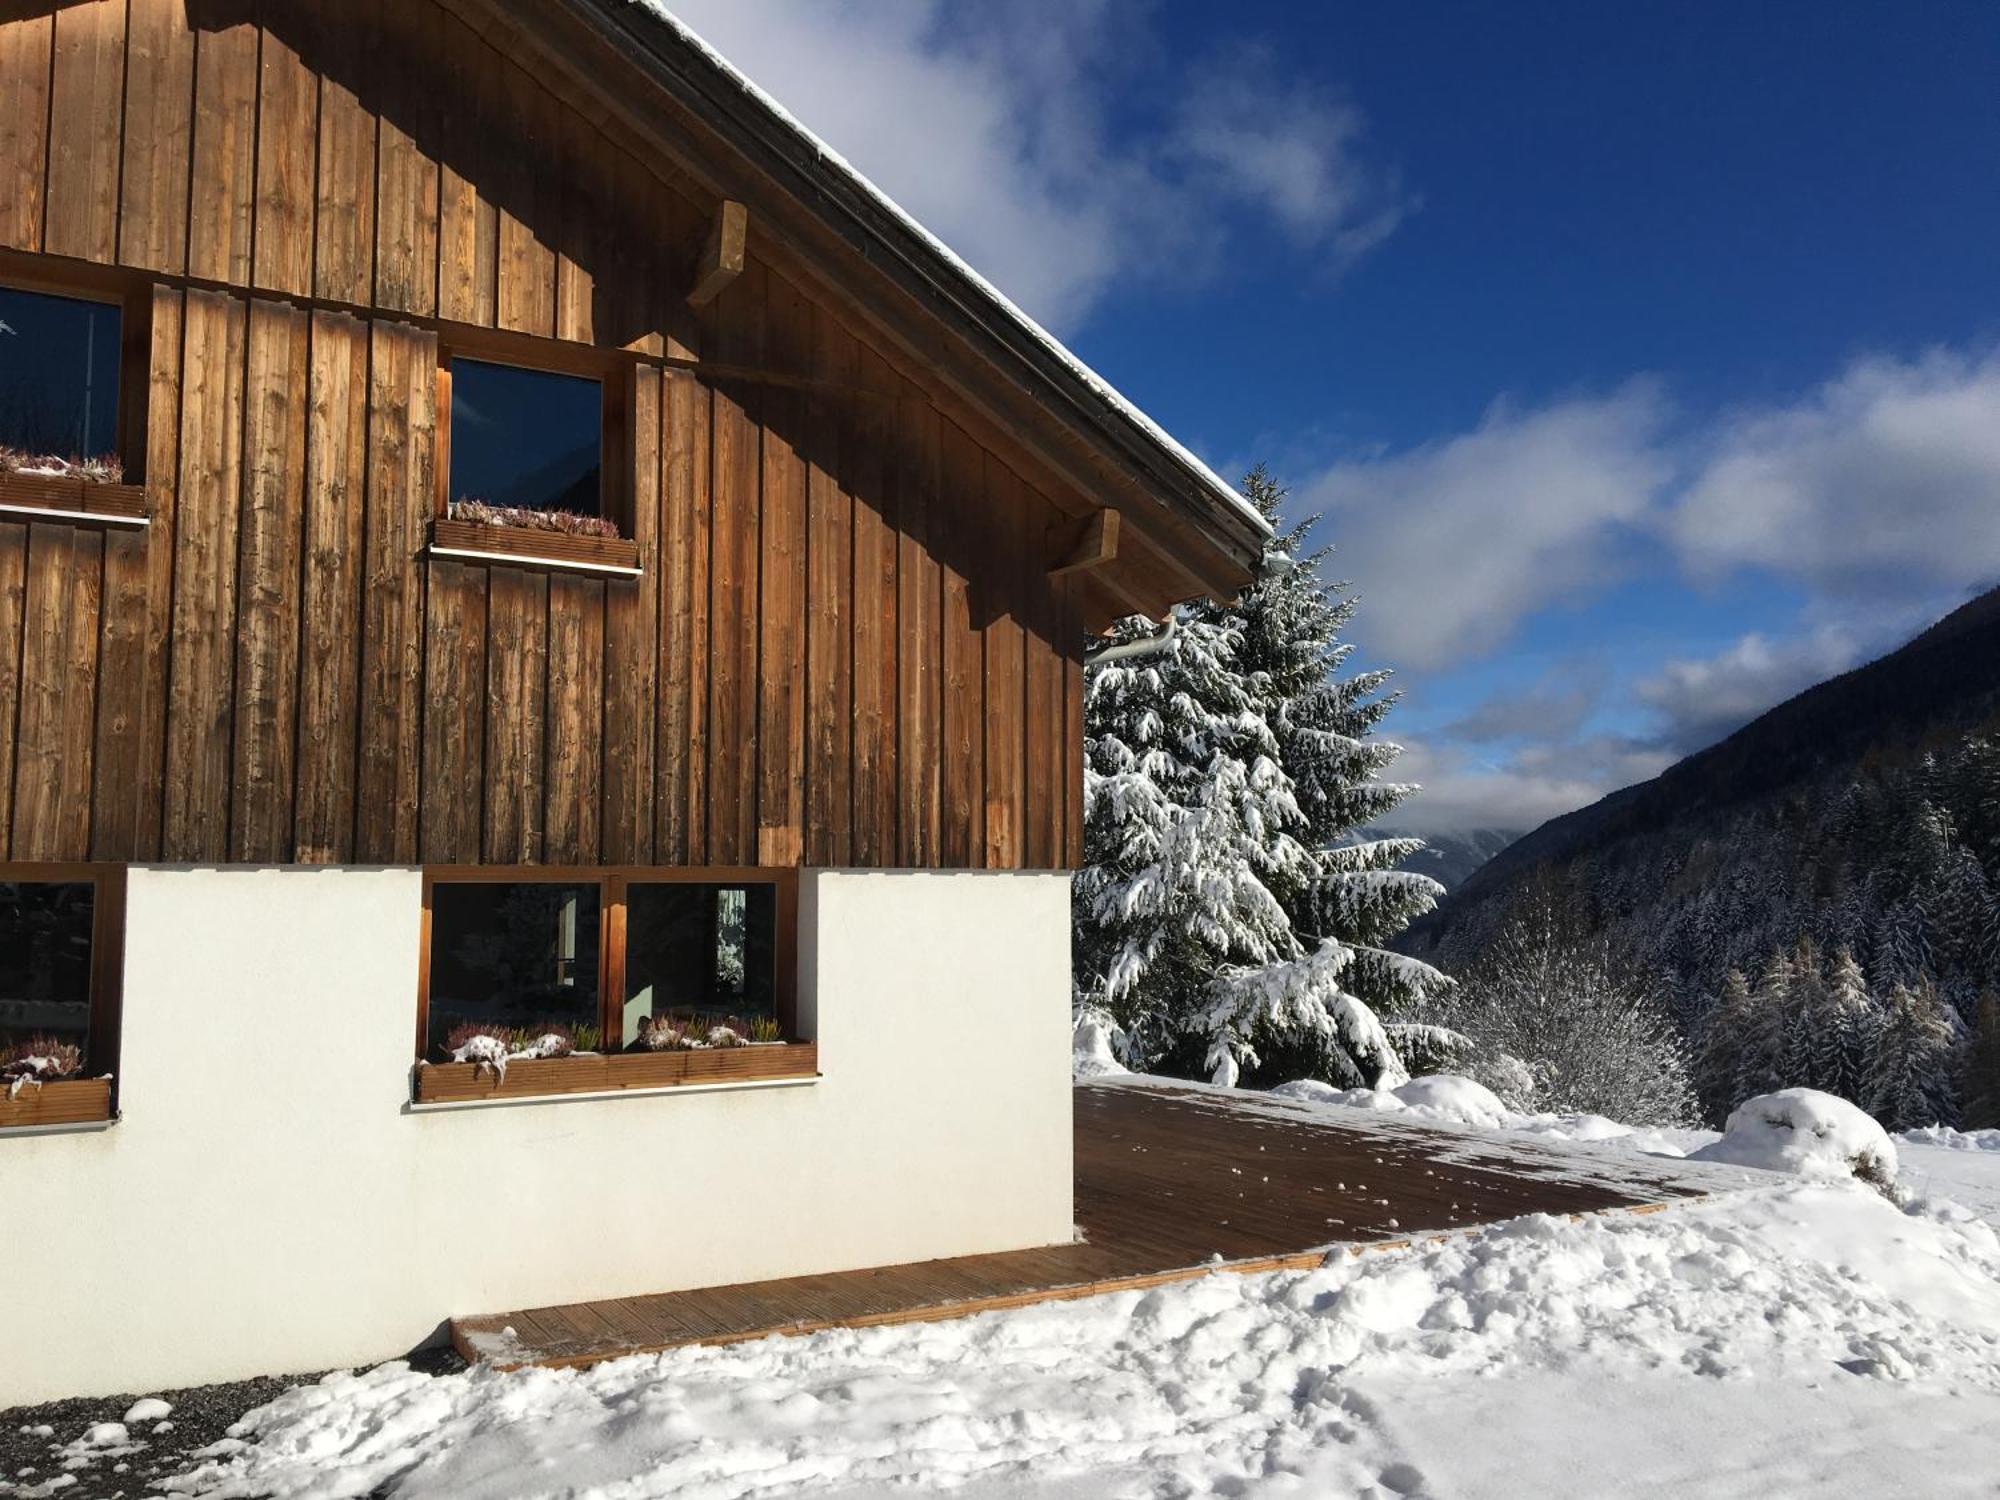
451 1078 1755 1371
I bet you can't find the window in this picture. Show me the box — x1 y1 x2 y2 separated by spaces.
622 882 779 1046
447 357 604 523
417 871 804 1101
0 866 123 1126
0 284 123 473
424 880 604 1056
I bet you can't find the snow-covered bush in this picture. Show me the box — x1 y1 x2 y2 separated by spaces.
1691 1088 1898 1194
447 1029 514 1078
1071 1013 1128 1079
1417 885 1697 1126
1390 1074 1511 1129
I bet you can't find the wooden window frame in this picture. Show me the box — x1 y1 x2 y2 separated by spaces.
414 867 806 1105
0 863 126 1130
436 334 632 548
0 270 153 529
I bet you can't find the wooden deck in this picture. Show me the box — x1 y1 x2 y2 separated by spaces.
452 1078 1744 1369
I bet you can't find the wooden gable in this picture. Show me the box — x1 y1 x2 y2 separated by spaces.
0 0 1248 872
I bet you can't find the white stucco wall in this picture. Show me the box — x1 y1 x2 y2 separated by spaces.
0 866 1073 1405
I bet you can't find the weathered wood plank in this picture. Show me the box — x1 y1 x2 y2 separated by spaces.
704 261 763 863
658 370 709 863
294 309 369 863
804 308 854 867
896 391 941 865
421 561 487 863
372 0 442 317
355 317 435 863
42 0 125 264
543 574 605 863
229 297 311 862
483 566 548 863
0 10 52 252
131 287 184 860
939 418 986 868
555 103 597 345
250 1 318 297
437 11 498 326
313 0 378 306
757 272 809 867
13 526 102 860
496 70 558 338
603 366 659 865
1023 489 1065 870
163 290 248 862
845 348 897 867
118 0 197 274
982 457 1026 870
0 523 26 854
187 7 259 285
1062 577 1084 869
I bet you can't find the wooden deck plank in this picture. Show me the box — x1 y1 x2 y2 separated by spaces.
452 1079 1740 1370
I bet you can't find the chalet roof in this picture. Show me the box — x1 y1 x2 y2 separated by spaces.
589 0 1274 558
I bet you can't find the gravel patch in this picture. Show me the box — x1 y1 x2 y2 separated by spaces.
0 1349 466 1499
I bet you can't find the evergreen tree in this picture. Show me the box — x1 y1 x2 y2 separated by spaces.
1073 467 1444 1089
1696 968 1755 1122
1866 977 1960 1130
1963 989 2000 1130
1818 946 1878 1106
1735 952 1794 1102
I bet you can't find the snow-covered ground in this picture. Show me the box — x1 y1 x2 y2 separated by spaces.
83 1087 2000 1499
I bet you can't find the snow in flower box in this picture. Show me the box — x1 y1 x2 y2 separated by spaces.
1 1038 113 1128
429 500 640 575
412 1016 816 1105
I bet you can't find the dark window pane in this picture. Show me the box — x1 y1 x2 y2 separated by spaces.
0 285 122 464
0 882 95 1070
622 883 778 1046
427 882 600 1057
449 358 601 516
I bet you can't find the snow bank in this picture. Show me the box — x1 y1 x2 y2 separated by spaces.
1268 1072 1512 1130
1071 1015 1128 1079
1903 1124 2000 1153
1691 1089 1898 1189
163 1177 2000 1500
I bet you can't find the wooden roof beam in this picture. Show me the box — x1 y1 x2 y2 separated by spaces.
687 199 747 307
1048 508 1120 578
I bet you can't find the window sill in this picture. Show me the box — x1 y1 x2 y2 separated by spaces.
412 1041 818 1105
0 473 148 529
0 1076 114 1130
428 517 641 578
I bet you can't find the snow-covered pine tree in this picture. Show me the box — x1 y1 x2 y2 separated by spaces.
1818 946 1879 1106
1778 937 1828 1092
1964 989 2000 1130
1735 951 1794 1103
1696 968 1755 1122
1866 977 1961 1131
1072 466 1445 1090
1226 466 1448 1029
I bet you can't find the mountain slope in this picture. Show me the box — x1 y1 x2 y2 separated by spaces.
1405 584 2000 988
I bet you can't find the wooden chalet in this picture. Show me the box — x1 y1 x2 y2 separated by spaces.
0 0 1265 1404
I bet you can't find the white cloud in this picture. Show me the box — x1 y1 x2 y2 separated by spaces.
1673 349 2000 604
1633 626 1867 754
1295 383 1672 670
662 1 1408 332
1385 735 1673 838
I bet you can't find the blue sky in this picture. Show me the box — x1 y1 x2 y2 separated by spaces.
670 0 2000 834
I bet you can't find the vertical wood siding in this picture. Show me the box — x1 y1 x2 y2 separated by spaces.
0 0 1087 871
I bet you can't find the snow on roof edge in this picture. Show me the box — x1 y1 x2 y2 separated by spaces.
620 0 1272 540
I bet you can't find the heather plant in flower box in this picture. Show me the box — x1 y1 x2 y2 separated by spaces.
0 445 125 484
0 1036 85 1099
448 497 621 540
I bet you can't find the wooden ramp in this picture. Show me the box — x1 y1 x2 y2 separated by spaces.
452 1078 1747 1369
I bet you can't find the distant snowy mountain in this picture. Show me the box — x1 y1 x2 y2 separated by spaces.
1374 827 1523 892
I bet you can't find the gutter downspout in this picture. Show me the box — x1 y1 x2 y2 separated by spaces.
1084 610 1181 667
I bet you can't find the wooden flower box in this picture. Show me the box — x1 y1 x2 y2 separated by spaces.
428 517 641 575
0 1076 114 1129
413 1041 818 1105
0 472 148 525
